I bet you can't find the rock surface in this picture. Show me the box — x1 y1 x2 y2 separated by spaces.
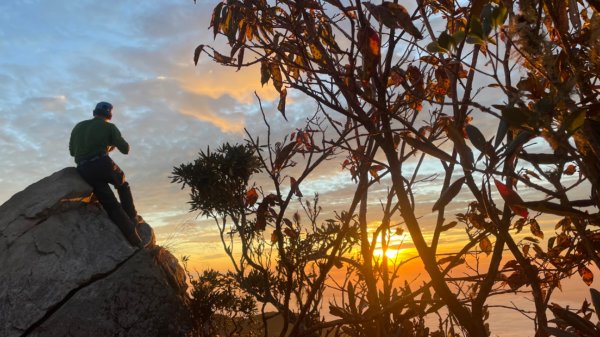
0 167 191 337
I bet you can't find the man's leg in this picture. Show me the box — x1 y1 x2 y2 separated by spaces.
91 182 142 247
116 182 137 220
78 160 142 247
108 161 137 221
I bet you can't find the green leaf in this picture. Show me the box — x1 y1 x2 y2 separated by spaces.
549 306 598 336
505 131 532 158
348 282 356 314
481 4 494 35
437 31 454 52
544 327 583 337
492 4 508 27
440 221 458 232
426 41 447 54
452 30 466 45
567 109 586 134
501 106 532 128
495 119 508 149
466 124 487 153
591 288 600 321
520 201 587 217
403 136 457 164
432 177 466 212
466 18 486 45
446 125 474 170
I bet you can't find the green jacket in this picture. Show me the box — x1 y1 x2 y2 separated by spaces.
69 117 129 164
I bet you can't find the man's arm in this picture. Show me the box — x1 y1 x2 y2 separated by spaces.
110 124 130 155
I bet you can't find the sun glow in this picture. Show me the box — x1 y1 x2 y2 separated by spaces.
373 248 405 259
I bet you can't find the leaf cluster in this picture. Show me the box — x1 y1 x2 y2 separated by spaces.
171 143 261 217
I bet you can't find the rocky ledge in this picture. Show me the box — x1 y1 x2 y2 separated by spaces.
0 168 191 337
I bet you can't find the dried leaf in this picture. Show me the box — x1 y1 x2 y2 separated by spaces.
522 244 530 256
480 236 493 255
309 43 323 61
193 44 205 66
237 46 245 70
530 219 544 239
273 142 296 171
209 2 225 38
260 60 270 86
256 210 267 230
277 88 287 120
367 164 385 178
270 62 283 92
503 260 519 270
290 176 302 197
437 255 464 265
284 227 299 238
213 51 233 64
381 2 423 39
367 28 381 56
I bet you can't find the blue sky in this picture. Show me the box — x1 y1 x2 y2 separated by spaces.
0 0 274 267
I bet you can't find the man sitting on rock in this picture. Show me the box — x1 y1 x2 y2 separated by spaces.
69 101 143 248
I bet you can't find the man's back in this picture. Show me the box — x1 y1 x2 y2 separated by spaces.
69 117 129 164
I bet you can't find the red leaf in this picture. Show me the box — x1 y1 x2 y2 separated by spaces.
564 164 577 175
579 265 594 286
494 179 528 218
245 187 258 207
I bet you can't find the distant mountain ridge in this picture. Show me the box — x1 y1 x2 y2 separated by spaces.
0 168 191 337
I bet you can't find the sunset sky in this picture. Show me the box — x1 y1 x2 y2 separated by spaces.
1 2 596 335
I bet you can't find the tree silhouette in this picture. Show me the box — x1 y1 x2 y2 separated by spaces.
176 1 600 336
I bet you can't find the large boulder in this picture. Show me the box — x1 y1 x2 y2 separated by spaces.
0 167 191 337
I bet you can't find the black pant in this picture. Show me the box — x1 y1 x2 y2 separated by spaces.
77 156 141 246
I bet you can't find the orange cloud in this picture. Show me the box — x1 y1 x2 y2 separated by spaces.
180 63 279 104
179 107 244 133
